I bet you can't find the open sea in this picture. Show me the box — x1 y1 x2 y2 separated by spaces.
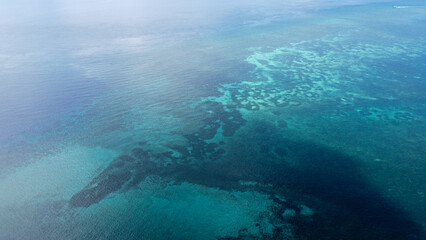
0 0 425 239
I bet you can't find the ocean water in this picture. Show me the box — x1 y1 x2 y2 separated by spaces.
0 0 425 239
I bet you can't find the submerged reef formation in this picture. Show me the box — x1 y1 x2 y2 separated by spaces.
69 31 425 239
70 121 423 239
70 100 245 208
208 32 425 115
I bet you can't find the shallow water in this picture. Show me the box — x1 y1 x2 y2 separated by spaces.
1 0 425 239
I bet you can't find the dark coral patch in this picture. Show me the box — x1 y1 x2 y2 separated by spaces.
131 148 150 159
277 119 288 128
197 123 220 139
70 169 132 207
69 153 156 208
198 101 246 140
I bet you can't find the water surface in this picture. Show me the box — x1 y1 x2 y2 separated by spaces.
0 0 425 239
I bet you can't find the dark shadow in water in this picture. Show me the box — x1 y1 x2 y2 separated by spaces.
196 120 424 240
70 119 424 239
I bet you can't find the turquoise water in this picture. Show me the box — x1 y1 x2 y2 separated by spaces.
0 0 425 239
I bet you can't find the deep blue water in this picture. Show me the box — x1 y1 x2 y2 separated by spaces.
1 0 425 239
